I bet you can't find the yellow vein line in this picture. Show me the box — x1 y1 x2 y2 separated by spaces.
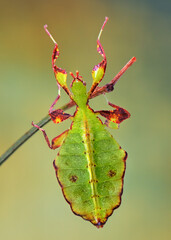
83 112 100 222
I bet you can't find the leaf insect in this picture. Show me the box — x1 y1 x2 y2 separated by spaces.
32 17 135 228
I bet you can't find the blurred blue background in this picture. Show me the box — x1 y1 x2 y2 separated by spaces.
0 0 170 239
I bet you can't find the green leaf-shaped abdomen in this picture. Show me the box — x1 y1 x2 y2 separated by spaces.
54 107 127 227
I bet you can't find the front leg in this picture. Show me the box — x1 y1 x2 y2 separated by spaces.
32 71 71 149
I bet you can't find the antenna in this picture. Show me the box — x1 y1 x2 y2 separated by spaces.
98 17 109 40
44 24 57 44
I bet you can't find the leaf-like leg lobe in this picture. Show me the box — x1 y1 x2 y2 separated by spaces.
96 102 130 127
49 109 71 124
51 130 69 149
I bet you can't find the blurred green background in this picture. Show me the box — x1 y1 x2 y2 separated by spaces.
0 0 170 239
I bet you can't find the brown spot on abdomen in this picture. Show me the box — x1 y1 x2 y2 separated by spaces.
108 170 116 177
69 175 78 182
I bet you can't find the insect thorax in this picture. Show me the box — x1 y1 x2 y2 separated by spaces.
71 79 88 108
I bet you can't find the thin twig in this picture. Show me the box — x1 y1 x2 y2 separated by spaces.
0 57 136 166
0 101 74 166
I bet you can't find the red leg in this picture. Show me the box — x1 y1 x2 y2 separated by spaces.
49 87 61 113
48 84 71 124
32 122 69 150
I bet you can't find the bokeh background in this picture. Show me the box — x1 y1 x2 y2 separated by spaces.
0 0 170 239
